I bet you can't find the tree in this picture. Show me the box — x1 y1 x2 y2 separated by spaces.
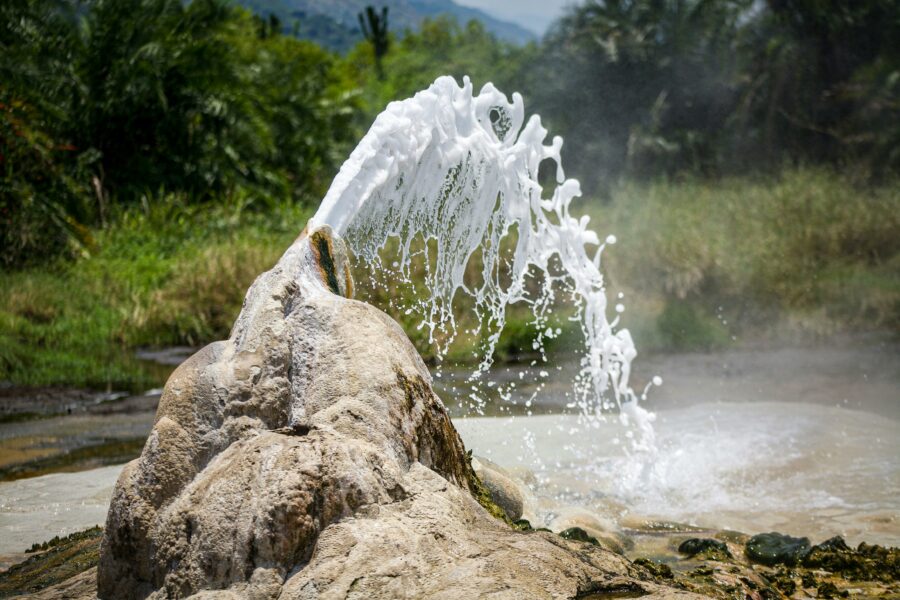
345 16 536 119
1 0 360 267
738 0 900 173
358 5 390 80
528 0 900 189
531 0 751 192
1 0 94 266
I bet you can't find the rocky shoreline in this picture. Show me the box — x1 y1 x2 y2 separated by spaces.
2 523 897 599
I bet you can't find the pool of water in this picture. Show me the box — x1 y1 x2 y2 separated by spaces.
456 402 899 547
0 336 897 557
0 465 122 565
450 334 899 547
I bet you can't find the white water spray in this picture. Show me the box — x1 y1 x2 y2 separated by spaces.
311 76 656 436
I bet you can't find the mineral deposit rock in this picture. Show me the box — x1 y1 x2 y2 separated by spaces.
98 226 705 600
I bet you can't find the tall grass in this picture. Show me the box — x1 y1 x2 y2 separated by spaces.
592 169 900 349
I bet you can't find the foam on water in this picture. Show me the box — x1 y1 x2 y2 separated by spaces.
311 76 656 432
455 402 900 546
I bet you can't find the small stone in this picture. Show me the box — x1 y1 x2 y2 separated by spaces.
745 532 811 566
548 508 629 554
513 519 532 531
813 536 851 553
633 557 674 579
471 457 524 521
678 538 732 559
559 527 599 546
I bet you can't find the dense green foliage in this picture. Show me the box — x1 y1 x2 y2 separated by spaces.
4 0 898 267
593 170 900 350
1 0 897 388
2 0 356 267
531 0 900 193
345 16 538 117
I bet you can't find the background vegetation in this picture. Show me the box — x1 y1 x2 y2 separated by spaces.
1 0 898 388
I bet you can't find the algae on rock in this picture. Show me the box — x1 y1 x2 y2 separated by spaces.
0 528 102 597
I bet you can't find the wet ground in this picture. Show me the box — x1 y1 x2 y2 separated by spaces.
0 334 897 564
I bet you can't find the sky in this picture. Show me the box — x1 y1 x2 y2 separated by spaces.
454 0 576 36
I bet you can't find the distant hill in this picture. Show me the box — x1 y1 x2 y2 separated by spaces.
235 0 536 51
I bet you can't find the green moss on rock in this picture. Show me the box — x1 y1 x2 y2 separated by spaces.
633 557 674 579
560 527 600 546
0 527 102 596
678 538 732 560
768 568 798 596
745 532 811 566
817 581 848 599
465 450 514 526
513 518 533 531
801 537 900 582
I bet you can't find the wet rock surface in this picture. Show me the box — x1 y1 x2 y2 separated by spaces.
627 526 900 600
746 532 812 566
16 523 900 600
90 227 703 600
802 538 900 582
470 456 524 521
678 539 732 560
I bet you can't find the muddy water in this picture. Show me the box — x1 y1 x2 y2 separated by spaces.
0 336 897 557
0 465 123 568
451 334 899 547
456 403 899 547
437 334 900 420
0 392 158 481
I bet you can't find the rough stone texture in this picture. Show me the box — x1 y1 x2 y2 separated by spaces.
98 226 706 599
23 568 97 600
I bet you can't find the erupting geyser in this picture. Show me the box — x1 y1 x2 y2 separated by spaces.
95 79 678 594
311 76 657 432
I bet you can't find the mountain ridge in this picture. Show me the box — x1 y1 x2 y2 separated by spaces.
236 0 536 51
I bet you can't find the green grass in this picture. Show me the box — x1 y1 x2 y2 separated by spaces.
592 168 900 350
0 197 312 390
1 169 897 390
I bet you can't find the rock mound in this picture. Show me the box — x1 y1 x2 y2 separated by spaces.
98 226 701 599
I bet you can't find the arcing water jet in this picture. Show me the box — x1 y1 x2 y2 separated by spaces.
311 76 657 432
